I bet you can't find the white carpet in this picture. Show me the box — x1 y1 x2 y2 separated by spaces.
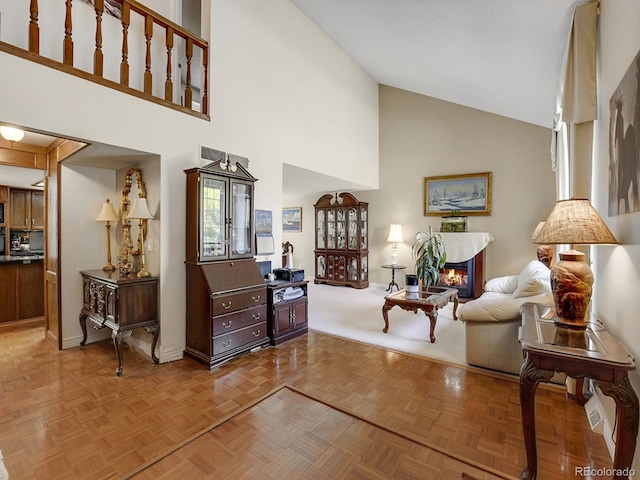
307 282 466 366
0 449 7 480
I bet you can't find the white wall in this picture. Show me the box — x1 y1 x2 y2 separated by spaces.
285 86 557 287
0 0 378 361
593 0 640 470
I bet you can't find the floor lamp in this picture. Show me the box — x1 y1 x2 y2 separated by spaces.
95 199 119 272
127 197 154 278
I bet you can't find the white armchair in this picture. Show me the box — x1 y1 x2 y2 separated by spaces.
457 260 554 374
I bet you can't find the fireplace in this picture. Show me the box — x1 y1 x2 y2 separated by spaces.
437 250 485 299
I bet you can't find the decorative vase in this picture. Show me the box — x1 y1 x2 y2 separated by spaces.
405 274 419 293
550 250 594 328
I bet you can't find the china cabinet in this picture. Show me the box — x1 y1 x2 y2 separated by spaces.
314 192 368 289
184 154 268 368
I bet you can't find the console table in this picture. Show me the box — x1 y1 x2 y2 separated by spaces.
518 303 638 480
79 270 159 376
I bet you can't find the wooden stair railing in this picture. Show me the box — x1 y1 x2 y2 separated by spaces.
17 0 209 119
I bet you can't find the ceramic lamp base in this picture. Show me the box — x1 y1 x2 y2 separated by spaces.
550 250 593 329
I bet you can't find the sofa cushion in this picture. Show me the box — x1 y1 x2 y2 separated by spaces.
458 291 554 322
484 275 518 294
512 260 551 299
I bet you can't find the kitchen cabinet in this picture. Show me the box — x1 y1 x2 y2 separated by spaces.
184 154 268 368
10 189 44 230
314 192 368 289
267 281 308 345
0 259 44 323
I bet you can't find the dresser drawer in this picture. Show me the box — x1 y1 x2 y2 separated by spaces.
212 321 268 355
212 305 266 336
212 287 266 315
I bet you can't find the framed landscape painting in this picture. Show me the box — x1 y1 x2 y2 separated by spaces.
282 207 302 232
423 172 492 216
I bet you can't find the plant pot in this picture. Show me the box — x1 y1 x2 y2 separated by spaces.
405 274 419 293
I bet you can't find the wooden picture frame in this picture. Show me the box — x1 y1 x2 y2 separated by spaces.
282 207 302 232
423 172 492 216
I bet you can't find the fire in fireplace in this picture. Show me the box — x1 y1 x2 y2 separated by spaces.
437 252 484 299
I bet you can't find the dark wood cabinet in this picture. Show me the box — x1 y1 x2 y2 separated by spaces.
0 260 44 323
185 155 268 368
10 189 44 230
79 270 159 376
314 192 368 289
267 281 308 345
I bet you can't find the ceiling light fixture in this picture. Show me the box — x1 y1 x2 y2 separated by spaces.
0 126 25 145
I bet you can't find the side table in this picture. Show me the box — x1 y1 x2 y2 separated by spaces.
381 264 406 292
518 303 638 480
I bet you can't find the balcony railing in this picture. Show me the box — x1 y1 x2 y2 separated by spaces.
1 0 209 119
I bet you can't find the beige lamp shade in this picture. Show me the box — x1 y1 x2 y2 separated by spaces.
530 221 545 240
534 198 618 246
387 224 404 244
127 197 153 220
95 199 119 223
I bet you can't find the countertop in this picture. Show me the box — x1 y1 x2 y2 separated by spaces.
0 254 45 264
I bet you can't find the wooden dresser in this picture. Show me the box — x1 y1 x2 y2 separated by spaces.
79 270 159 376
267 280 308 345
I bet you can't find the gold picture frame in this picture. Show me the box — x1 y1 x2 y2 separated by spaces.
423 172 492 216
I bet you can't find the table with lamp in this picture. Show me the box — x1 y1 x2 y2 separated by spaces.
383 224 406 291
519 198 637 480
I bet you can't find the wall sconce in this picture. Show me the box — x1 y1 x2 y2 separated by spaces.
534 198 618 328
95 199 119 272
386 224 404 266
127 197 154 278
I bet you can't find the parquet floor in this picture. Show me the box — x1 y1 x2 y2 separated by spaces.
0 321 612 479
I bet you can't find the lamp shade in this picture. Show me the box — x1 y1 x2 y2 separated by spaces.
534 198 618 245
127 197 153 220
530 221 545 240
0 126 25 143
95 199 119 222
387 224 404 244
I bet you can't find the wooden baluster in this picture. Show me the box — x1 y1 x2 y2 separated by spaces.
120 2 130 86
94 0 104 77
184 37 193 109
63 0 74 66
201 46 208 115
165 27 174 102
144 14 153 95
28 0 40 54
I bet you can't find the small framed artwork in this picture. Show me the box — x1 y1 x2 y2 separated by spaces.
424 172 492 216
282 207 302 232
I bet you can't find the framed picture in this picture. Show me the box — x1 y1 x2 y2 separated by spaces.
423 172 492 216
282 207 302 232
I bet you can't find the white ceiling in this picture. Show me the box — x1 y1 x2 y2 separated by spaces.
284 0 587 197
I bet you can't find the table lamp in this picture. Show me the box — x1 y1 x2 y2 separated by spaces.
530 221 553 268
534 198 618 328
387 224 404 266
95 199 119 271
127 197 154 278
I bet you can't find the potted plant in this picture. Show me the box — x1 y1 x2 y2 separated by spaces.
412 226 447 289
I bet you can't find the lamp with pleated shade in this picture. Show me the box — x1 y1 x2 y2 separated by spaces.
534 198 618 328
95 199 119 272
127 197 154 278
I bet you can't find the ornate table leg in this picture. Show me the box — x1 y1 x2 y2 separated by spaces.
452 294 459 320
598 377 639 479
143 324 160 364
382 301 393 333
519 355 555 480
424 308 437 343
79 311 88 346
111 329 133 376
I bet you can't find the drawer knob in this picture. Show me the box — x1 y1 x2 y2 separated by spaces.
222 340 231 347
222 301 232 309
252 313 261 320
252 329 261 338
222 320 232 328
252 295 261 302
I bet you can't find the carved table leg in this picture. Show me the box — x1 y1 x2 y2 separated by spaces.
79 311 88 346
382 301 393 333
143 324 160 364
519 355 555 480
111 329 133 376
424 308 437 343
452 294 459 320
598 376 639 479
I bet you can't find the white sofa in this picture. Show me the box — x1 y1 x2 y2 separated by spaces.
457 260 554 374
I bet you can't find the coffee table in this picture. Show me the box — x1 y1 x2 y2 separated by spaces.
382 287 459 343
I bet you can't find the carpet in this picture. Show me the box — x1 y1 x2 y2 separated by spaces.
0 449 7 480
307 283 466 366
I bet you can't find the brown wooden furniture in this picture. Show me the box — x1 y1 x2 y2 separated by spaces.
267 280 308 345
185 157 270 368
381 264 406 292
518 303 638 480
382 287 459 343
79 269 159 376
10 189 44 230
0 258 44 323
314 192 368 289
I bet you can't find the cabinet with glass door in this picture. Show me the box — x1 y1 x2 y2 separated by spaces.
314 192 368 289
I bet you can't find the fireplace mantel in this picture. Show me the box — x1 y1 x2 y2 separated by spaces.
438 232 494 263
